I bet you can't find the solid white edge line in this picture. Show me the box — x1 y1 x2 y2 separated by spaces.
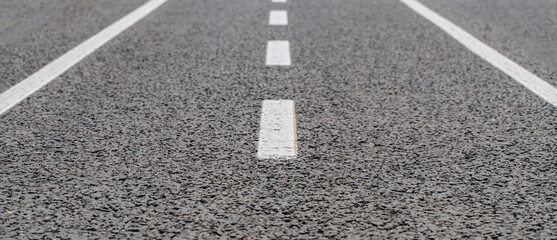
400 0 557 107
269 10 288 26
265 40 291 66
0 0 168 116
257 100 298 159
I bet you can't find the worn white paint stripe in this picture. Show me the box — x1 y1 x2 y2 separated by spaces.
257 100 297 159
266 41 291 66
269 10 288 26
400 0 557 107
0 0 168 116
272 0 287 3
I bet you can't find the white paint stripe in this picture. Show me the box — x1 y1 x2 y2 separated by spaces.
269 10 288 26
0 0 168 116
400 0 557 107
265 41 291 66
272 0 287 3
257 100 297 159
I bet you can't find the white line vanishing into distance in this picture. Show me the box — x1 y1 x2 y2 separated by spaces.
0 0 168 116
269 10 288 26
400 0 557 107
265 41 291 66
257 100 298 159
272 0 287 3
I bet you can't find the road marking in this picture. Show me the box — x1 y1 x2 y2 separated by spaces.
257 100 298 159
400 0 557 107
266 41 291 66
269 10 288 26
272 0 287 3
0 0 168 116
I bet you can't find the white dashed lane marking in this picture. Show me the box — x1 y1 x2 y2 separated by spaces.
0 0 168 116
257 100 298 159
401 0 557 107
272 0 287 3
265 40 291 66
269 10 288 26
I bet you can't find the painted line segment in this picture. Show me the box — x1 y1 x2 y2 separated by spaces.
257 100 298 159
265 41 291 66
400 0 557 107
269 10 288 26
0 0 168 116
272 0 287 3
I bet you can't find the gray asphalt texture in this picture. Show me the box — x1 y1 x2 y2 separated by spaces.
1 0 556 239
0 0 145 93
421 0 557 87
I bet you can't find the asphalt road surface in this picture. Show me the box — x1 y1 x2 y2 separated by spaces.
1 0 556 238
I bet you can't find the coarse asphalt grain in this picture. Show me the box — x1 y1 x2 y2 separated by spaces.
420 0 557 87
0 0 146 93
1 0 556 238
